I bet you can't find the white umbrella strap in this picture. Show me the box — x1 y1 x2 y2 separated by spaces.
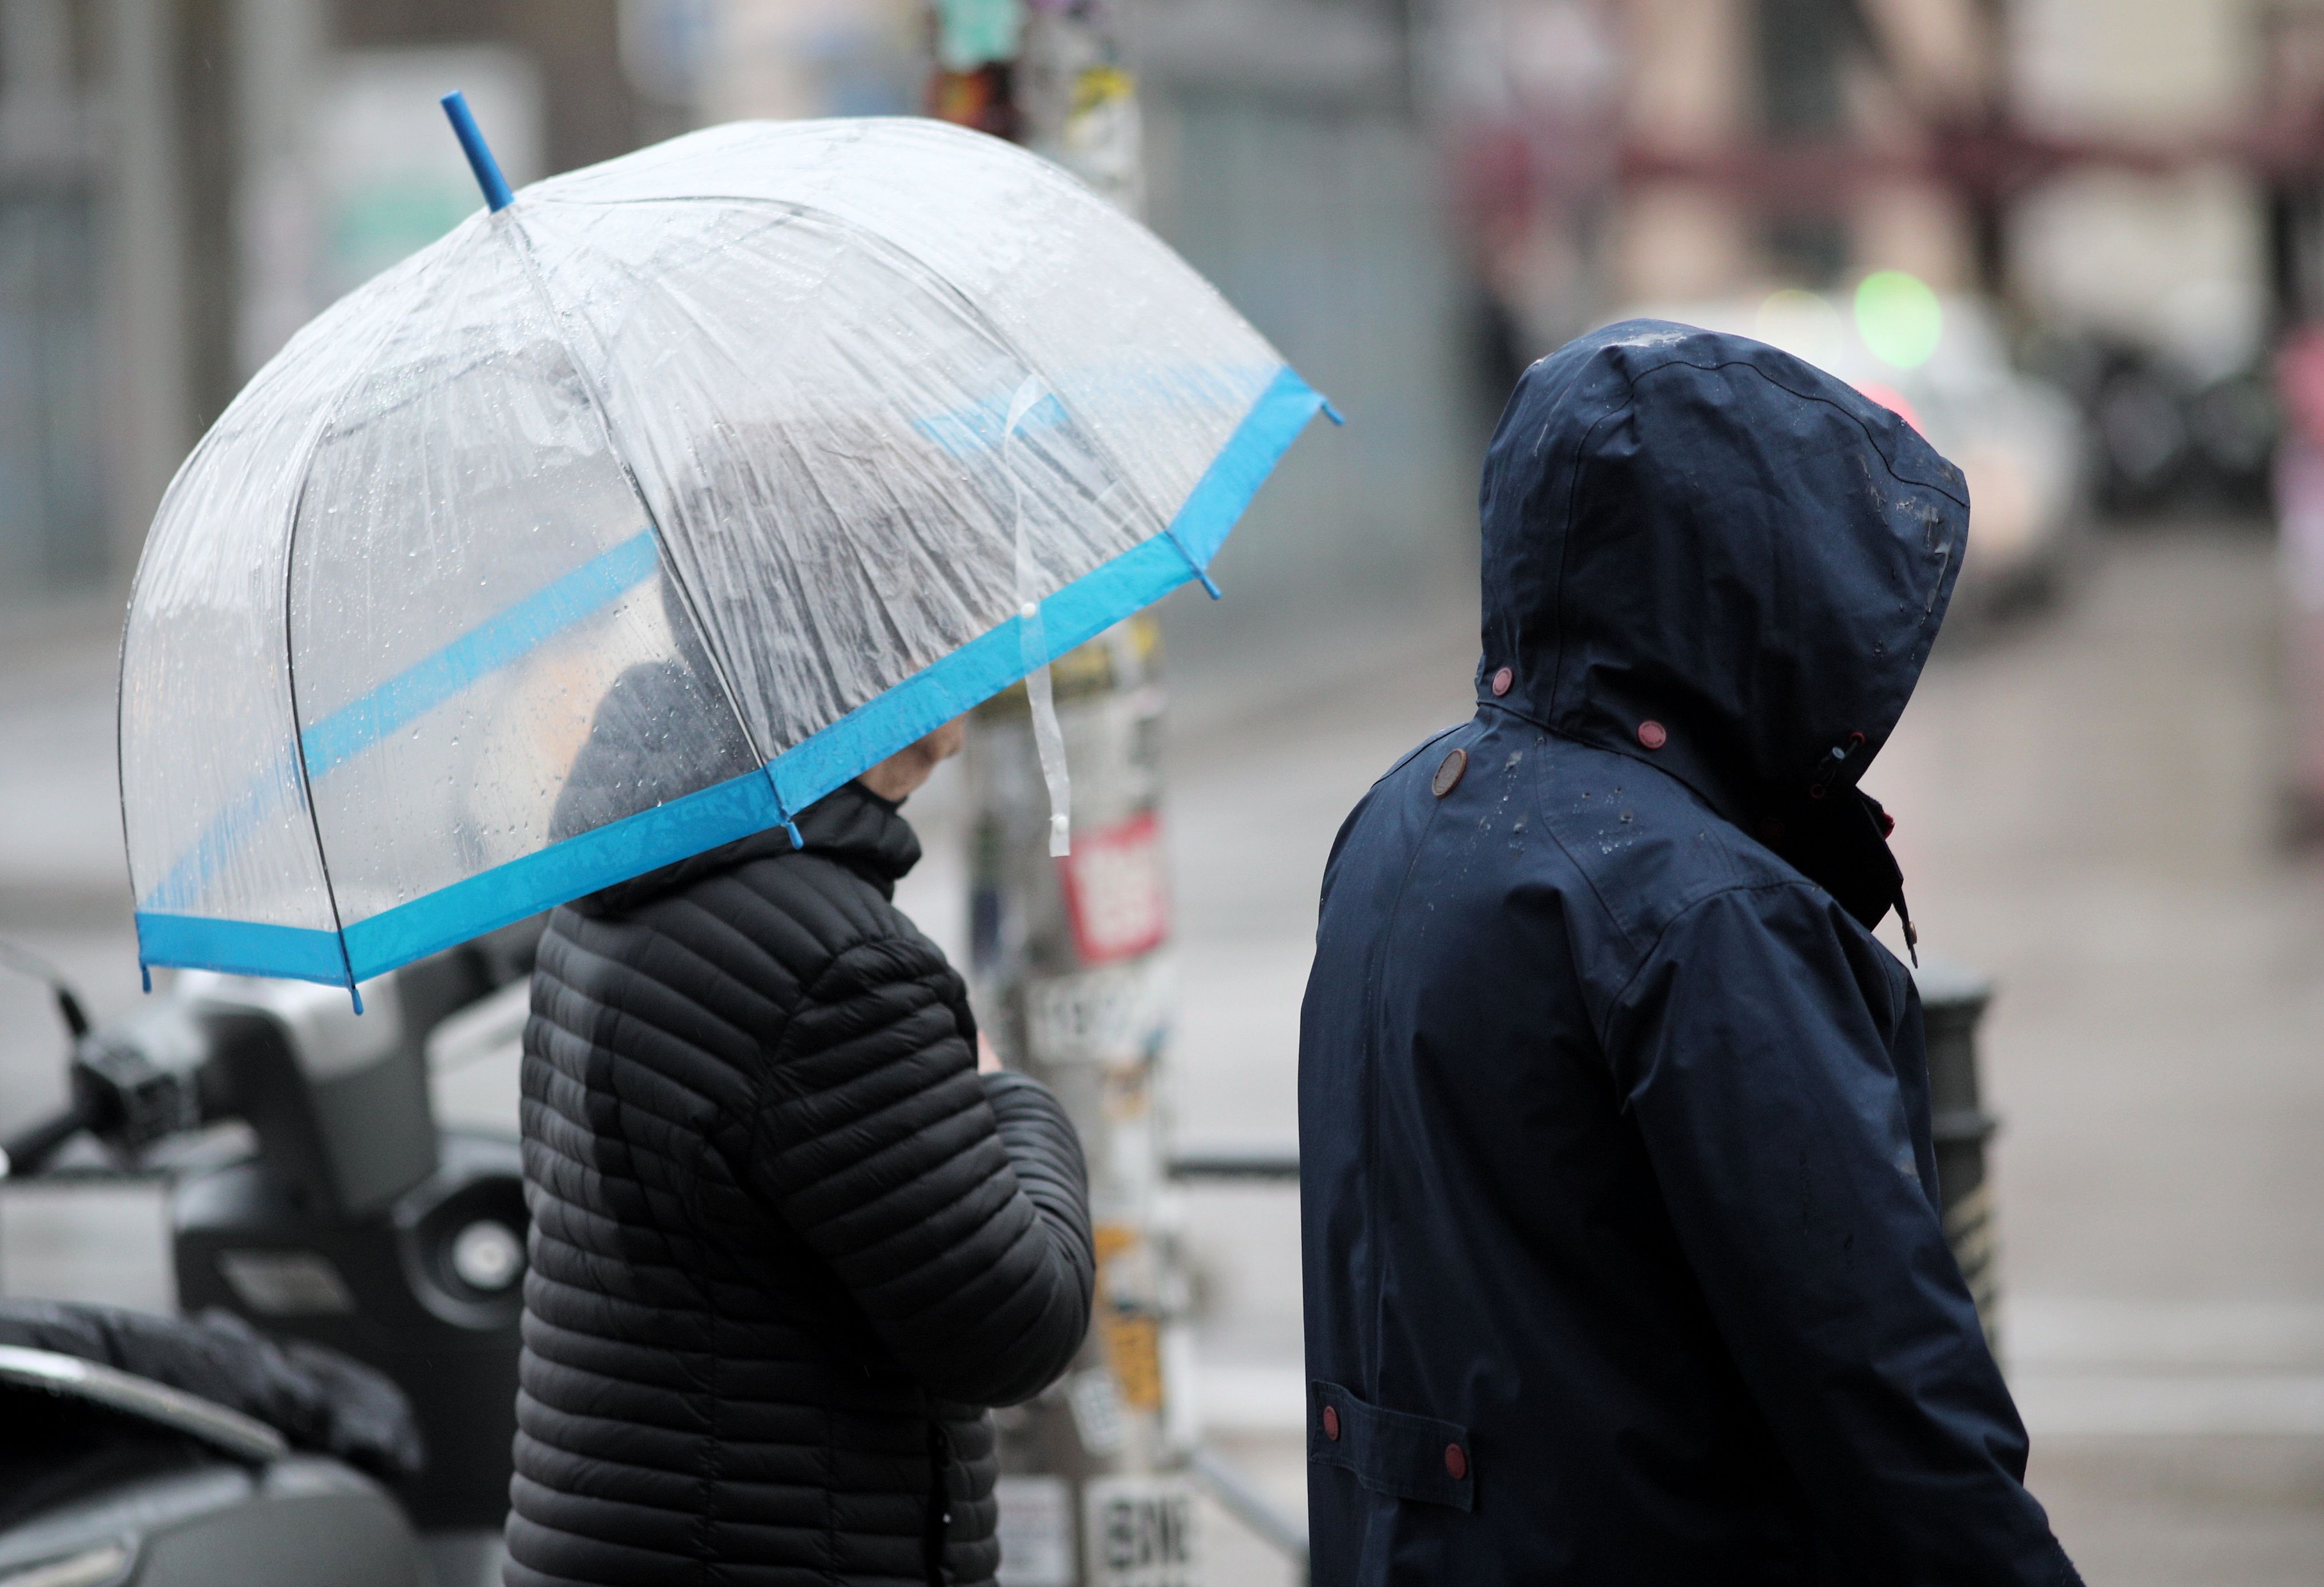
1006 377 1072 857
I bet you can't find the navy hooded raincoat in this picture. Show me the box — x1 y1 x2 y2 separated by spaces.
1298 323 2080 1585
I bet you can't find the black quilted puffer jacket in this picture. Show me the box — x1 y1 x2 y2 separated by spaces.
508 782 1095 1587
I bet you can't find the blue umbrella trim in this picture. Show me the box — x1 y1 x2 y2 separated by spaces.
135 364 1325 986
300 530 663 779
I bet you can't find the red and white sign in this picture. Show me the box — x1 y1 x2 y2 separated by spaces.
1057 811 1169 964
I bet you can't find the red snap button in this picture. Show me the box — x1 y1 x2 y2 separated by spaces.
1445 1443 1467 1479
1490 666 1513 697
1636 720 1667 750
1322 1404 1341 1441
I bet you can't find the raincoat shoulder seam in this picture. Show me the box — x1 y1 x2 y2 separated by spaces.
1597 877 1826 1048
1530 766 1644 960
1377 720 1472 785
1504 716 1757 955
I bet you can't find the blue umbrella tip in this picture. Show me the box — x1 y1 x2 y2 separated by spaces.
440 90 515 213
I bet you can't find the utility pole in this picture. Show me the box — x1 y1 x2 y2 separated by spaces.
232 0 325 377
927 7 1200 1585
104 0 195 577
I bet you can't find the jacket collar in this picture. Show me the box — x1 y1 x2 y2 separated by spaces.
571 782 922 916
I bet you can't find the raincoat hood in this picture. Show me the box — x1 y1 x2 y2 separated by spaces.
1476 320 1968 928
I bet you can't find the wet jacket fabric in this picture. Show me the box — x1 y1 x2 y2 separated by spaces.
1298 323 2079 1585
508 782 1095 1587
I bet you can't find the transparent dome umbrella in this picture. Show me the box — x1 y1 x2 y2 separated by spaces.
118 104 1330 1001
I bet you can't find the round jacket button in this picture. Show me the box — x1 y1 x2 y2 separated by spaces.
1636 719 1667 750
1444 1443 1467 1479
1490 666 1514 697
1321 1404 1341 1441
1431 748 1467 798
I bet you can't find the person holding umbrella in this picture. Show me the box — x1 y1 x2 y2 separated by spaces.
113 112 1331 1587
511 708 1091 1587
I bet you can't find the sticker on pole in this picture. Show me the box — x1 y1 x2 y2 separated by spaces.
1024 957 1173 1066
994 1475 1075 1587
1083 1474 1197 1587
1056 810 1170 964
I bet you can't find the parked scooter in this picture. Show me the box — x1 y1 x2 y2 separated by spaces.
0 925 539 1587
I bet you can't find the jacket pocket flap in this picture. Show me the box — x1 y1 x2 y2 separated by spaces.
1307 1380 1474 1512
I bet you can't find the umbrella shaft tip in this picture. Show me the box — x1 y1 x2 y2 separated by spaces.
441 90 515 213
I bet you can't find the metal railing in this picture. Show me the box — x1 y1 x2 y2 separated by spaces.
1169 1146 1308 1581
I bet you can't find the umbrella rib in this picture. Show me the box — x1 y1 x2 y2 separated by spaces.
275 228 474 997
792 200 1195 592
602 254 925 723
487 204 793 836
531 211 1004 763
750 400 917 731
810 320 1019 646
122 309 401 927
551 202 981 635
539 191 1187 571
535 189 1198 754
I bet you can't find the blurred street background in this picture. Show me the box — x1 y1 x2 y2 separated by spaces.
6 0 2324 1581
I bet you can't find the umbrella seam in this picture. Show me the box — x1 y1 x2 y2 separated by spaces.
486 200 795 843
276 220 478 997
119 219 487 955
522 196 1080 732
532 189 1199 581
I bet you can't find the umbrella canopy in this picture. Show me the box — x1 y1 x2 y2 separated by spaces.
120 116 1325 993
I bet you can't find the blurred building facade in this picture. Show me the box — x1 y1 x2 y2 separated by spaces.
0 0 103 604
6 0 2323 615
688 0 1487 628
0 0 653 613
1443 0 2320 364
0 0 1485 633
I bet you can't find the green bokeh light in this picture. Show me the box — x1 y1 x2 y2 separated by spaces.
1854 271 1943 370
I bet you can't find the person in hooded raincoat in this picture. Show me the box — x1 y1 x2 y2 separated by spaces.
1298 322 2081 1585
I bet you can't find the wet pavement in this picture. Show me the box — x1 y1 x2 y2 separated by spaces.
5 524 2322 1581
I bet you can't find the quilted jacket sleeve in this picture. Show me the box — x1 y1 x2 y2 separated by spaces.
1607 881 2079 1586
741 932 1095 1407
